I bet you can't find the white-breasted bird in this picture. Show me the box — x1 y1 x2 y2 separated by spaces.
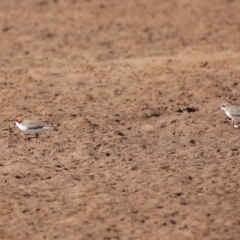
14 117 56 141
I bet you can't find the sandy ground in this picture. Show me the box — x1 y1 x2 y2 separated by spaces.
1 0 240 239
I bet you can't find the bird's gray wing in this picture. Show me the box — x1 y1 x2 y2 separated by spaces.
22 120 46 129
229 106 240 117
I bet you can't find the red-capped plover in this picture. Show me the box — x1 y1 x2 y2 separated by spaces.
14 117 56 141
220 102 240 129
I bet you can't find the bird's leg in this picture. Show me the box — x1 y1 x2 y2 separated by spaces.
35 133 39 142
24 134 38 141
233 120 239 129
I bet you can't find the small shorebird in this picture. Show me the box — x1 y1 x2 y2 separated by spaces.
220 102 240 129
14 117 56 141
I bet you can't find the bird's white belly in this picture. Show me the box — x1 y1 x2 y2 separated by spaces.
232 115 240 121
225 110 240 121
23 128 46 134
17 123 47 134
